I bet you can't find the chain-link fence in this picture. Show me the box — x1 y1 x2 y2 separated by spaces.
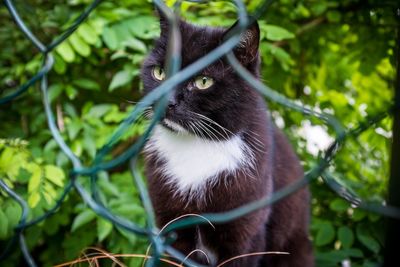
1 0 400 266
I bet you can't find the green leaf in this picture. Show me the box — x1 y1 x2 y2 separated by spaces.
97 218 113 242
125 16 159 39
53 54 67 74
352 209 367 221
0 209 9 239
316 221 335 246
27 165 41 193
85 104 112 118
264 25 295 41
5 203 21 232
71 209 96 232
48 83 64 102
112 204 144 217
102 26 118 50
83 134 97 159
0 147 27 179
122 37 146 53
77 23 99 45
28 192 41 208
327 11 341 23
329 198 349 212
108 70 133 91
44 165 65 187
356 225 380 253
67 118 82 140
69 33 91 57
117 227 138 245
73 79 100 91
65 85 78 100
338 226 354 248
56 41 75 62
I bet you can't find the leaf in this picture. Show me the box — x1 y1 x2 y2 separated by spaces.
112 204 144 217
117 227 138 245
338 226 354 248
28 192 41 208
27 165 41 193
83 134 97 159
329 198 349 212
65 85 78 100
48 83 64 102
125 16 159 39
73 79 100 91
108 70 133 91
97 218 113 242
42 191 54 205
98 175 120 197
85 104 112 118
122 38 146 53
316 221 335 246
56 41 75 62
77 23 99 45
5 203 21 232
327 11 341 23
67 118 82 140
0 209 9 239
53 54 67 74
44 165 65 187
69 33 91 57
352 209 367 221
102 26 118 50
356 224 380 253
0 147 27 179
264 25 295 41
71 209 96 232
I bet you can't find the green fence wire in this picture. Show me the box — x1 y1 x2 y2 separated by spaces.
1 0 400 266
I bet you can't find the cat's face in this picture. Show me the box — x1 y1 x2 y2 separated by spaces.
141 17 261 140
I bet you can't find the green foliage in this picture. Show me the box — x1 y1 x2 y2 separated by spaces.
0 0 397 266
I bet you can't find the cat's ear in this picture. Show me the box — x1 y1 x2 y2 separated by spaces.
223 20 260 65
155 8 169 35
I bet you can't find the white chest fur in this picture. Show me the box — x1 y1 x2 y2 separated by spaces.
145 126 254 198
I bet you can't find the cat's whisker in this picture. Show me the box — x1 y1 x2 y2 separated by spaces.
187 121 204 139
191 120 215 141
188 111 233 137
198 120 230 142
194 120 220 142
123 99 139 104
195 115 232 137
191 115 231 141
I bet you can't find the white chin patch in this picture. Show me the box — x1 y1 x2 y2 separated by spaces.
145 125 254 202
163 119 188 134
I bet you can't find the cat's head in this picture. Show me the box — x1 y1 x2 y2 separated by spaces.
141 15 261 140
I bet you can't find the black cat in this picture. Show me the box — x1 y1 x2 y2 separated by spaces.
141 15 313 267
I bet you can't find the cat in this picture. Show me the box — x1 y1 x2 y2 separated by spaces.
141 14 313 267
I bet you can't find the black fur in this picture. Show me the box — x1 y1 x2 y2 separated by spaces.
141 17 313 267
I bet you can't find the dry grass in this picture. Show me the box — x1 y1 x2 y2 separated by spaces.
55 214 288 267
54 247 288 267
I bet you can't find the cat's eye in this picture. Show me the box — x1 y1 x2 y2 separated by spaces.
152 66 166 81
194 76 214 90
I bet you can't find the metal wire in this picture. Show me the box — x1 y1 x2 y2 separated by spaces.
1 0 399 266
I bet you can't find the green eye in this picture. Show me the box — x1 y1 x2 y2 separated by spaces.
194 76 214 90
152 66 165 81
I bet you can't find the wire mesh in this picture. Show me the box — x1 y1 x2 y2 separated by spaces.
1 0 400 266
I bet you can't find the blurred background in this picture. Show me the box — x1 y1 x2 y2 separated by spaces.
0 0 398 266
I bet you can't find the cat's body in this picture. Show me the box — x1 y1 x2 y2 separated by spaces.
141 16 313 267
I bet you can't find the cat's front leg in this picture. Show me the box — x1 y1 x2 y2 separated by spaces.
216 228 266 267
199 219 266 267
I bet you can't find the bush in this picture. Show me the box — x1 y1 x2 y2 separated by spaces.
0 0 395 266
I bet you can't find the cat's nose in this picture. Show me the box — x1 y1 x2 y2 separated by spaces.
167 93 177 110
167 102 176 111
